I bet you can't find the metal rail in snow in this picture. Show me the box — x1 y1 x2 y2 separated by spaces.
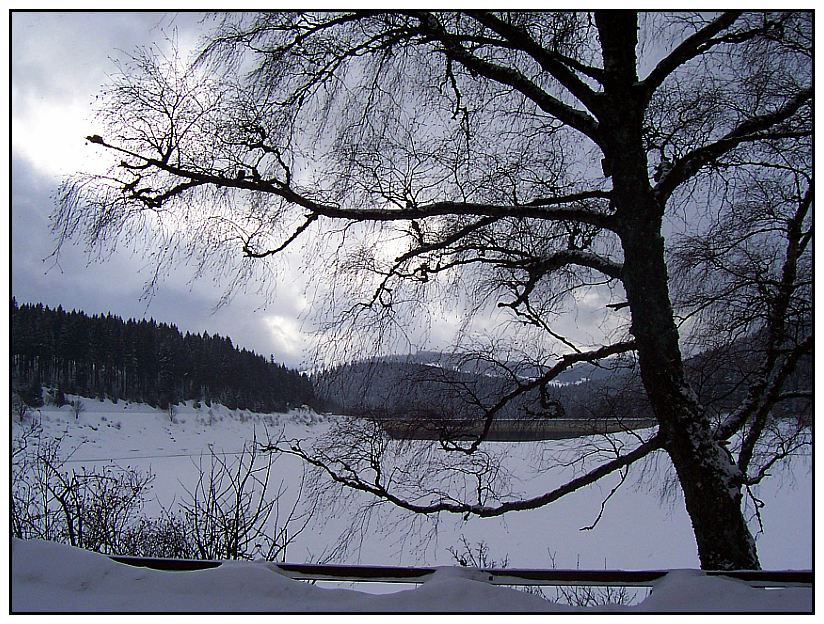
108 556 812 588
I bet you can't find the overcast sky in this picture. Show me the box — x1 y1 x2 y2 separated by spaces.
9 9 629 370
10 11 319 368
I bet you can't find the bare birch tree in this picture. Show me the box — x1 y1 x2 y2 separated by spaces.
55 11 812 570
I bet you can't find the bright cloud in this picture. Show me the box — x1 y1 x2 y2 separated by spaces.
264 314 309 358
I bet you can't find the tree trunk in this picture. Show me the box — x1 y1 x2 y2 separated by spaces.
609 133 759 569
618 209 760 570
622 211 760 570
596 11 760 569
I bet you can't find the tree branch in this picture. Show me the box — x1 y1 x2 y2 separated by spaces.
732 335 812 476
410 11 602 143
277 431 661 517
654 87 812 201
242 213 319 258
497 249 622 316
441 340 637 454
714 185 812 444
464 11 603 112
641 12 743 96
85 136 619 231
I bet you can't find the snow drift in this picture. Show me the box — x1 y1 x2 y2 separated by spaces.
10 539 811 613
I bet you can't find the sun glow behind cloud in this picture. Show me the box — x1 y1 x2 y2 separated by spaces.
11 90 104 178
263 314 310 359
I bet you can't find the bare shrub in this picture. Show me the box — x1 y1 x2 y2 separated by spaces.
11 426 315 562
12 395 30 423
70 399 85 419
11 430 152 554
181 436 315 561
448 538 642 608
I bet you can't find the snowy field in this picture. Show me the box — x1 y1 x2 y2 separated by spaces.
10 397 813 612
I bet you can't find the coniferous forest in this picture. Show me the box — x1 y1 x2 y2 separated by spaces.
11 298 316 413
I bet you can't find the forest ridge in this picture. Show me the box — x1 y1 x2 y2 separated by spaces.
11 299 316 413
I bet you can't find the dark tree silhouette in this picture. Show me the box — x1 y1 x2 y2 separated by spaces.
55 11 811 570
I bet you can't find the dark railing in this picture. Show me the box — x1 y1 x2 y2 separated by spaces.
108 556 812 588
380 417 659 441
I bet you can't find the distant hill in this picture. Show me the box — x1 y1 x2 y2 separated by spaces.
313 351 649 422
365 350 621 385
314 338 811 424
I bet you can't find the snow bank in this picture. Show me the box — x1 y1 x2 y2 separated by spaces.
10 540 811 613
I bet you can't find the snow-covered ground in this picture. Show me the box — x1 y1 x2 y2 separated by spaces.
11 539 811 612
10 397 813 612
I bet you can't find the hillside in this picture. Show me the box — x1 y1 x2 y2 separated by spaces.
313 338 812 426
11 298 316 413
313 355 650 422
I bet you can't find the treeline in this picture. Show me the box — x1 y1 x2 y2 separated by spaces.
314 340 811 425
11 299 316 413
313 360 574 421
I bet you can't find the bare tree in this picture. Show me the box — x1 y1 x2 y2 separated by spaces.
70 399 85 420
181 437 315 561
55 11 812 570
